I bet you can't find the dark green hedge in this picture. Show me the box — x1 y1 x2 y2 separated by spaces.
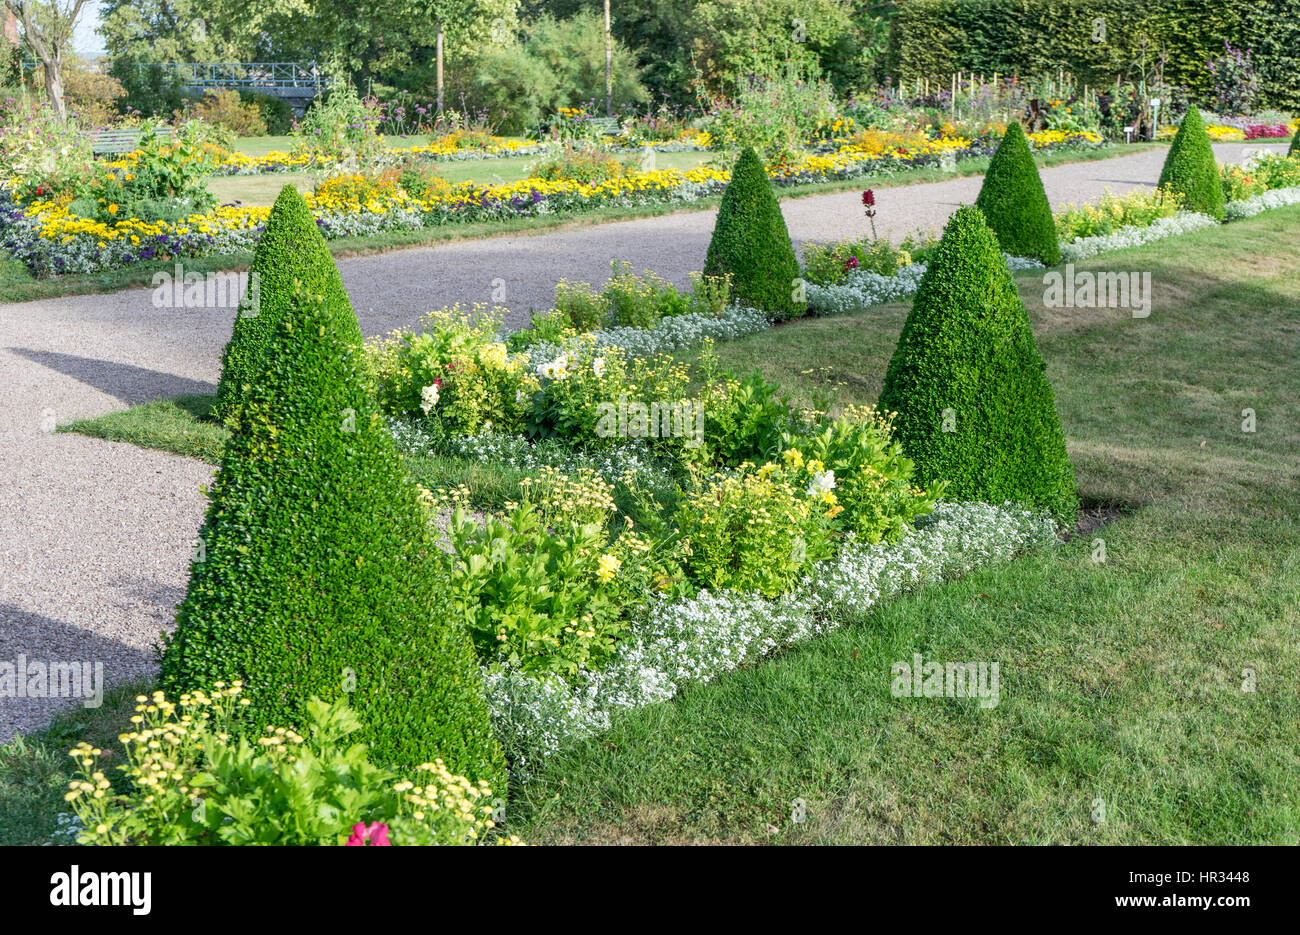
162 283 505 785
878 205 1078 523
886 0 1300 112
974 122 1062 265
1158 106 1226 219
704 147 802 321
213 185 357 425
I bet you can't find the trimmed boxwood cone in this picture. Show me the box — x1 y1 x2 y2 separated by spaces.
162 284 505 785
704 146 802 320
973 121 1062 265
213 184 357 424
1157 106 1226 220
878 205 1078 523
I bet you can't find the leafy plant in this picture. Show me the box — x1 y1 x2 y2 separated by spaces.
162 285 505 784
801 238 912 286
704 146 801 319
690 342 794 467
973 122 1061 265
674 462 835 598
878 205 1078 523
366 305 535 436
780 406 942 543
66 688 515 846
1157 105 1226 220
214 185 356 424
1054 189 1182 241
292 81 386 166
444 499 625 675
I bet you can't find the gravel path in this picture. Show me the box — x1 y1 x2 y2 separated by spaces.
0 141 1284 739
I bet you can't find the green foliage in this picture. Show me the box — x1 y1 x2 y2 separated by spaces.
292 82 385 163
468 12 647 136
529 145 632 184
878 205 1078 522
689 0 870 97
886 0 1300 113
704 70 840 166
780 407 944 544
444 497 625 676
240 91 295 135
674 462 835 598
801 237 912 286
704 147 801 319
1054 189 1182 242
527 343 691 449
66 689 511 845
974 122 1062 265
213 184 354 424
1289 126 1299 157
71 123 220 224
690 344 794 467
160 285 504 785
1157 106 1226 220
366 306 533 435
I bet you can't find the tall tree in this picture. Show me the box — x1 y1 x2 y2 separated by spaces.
6 0 90 118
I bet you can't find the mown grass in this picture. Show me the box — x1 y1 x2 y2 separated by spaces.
508 206 1300 844
0 143 1160 304
62 396 530 510
0 683 147 846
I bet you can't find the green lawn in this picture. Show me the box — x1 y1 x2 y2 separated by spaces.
15 184 1290 848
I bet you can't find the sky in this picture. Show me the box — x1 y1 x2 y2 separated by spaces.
73 1 106 58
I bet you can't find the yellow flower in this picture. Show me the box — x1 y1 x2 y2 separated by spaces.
107 203 118 215
596 553 621 583
782 448 804 469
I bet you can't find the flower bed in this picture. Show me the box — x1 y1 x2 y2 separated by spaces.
485 500 1057 774
0 127 1110 277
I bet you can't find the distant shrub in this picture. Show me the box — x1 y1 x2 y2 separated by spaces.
704 147 801 319
1157 106 1226 220
973 122 1061 265
192 89 268 137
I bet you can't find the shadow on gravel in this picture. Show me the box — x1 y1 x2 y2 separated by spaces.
0 602 156 741
6 347 216 405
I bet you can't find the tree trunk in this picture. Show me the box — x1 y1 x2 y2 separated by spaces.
43 55 66 120
436 21 444 116
604 0 612 117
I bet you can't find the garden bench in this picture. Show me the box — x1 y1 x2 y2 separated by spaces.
90 127 175 156
584 116 621 137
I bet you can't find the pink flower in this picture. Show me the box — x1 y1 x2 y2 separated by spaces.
346 822 392 846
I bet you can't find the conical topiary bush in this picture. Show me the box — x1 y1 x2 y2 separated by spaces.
213 184 356 424
878 205 1078 522
704 146 801 320
1289 126 1299 157
1157 105 1226 220
973 121 1061 265
161 283 505 785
